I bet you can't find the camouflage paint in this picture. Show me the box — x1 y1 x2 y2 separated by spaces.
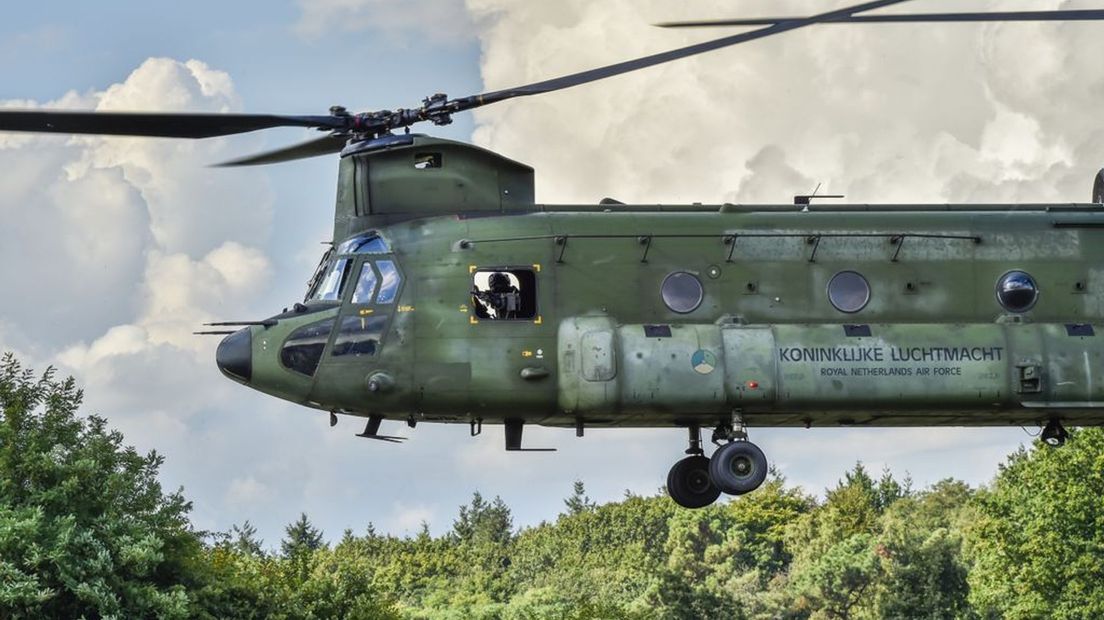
221 137 1104 432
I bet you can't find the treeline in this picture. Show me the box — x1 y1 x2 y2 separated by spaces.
2 353 1103 619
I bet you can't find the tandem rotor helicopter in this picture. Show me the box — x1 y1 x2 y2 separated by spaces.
5 0 1104 509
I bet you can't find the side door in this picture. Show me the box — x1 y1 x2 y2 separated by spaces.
312 256 411 413
466 265 557 417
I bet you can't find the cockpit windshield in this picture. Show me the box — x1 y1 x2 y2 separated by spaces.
307 256 354 302
336 233 390 254
303 232 391 303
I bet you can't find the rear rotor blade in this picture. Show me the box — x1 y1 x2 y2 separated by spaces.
656 9 1104 28
214 135 349 167
0 110 347 139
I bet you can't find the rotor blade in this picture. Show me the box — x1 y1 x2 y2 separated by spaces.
0 110 347 139
453 0 913 109
213 135 349 167
657 9 1104 28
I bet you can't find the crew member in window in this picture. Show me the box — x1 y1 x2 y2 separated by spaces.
472 272 521 319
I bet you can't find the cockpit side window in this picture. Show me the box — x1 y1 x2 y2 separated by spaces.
311 258 353 302
304 249 334 301
281 318 336 376
351 263 378 304
376 260 402 304
332 315 388 357
471 268 538 320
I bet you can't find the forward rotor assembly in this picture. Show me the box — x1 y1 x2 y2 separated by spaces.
2 0 1102 165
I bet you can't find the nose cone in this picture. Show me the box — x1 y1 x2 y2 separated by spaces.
216 328 252 382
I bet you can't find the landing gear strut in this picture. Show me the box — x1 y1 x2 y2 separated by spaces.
665 415 769 509
1041 418 1069 447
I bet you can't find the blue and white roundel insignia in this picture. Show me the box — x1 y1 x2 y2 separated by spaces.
691 349 716 375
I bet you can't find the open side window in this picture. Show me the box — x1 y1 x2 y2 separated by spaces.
470 268 538 320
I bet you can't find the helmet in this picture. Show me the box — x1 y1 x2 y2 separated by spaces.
488 272 511 290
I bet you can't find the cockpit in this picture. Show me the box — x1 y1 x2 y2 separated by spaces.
277 232 403 377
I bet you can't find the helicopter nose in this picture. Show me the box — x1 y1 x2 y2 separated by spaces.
216 328 252 382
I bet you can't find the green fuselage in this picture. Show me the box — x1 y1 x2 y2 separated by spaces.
215 136 1104 432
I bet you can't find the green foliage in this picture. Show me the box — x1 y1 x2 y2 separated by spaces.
875 503 970 620
509 491 676 612
287 545 401 619
452 491 513 546
784 464 974 620
192 543 401 620
0 355 401 619
562 479 595 516
649 477 813 618
281 512 325 558
7 353 1104 619
0 354 197 619
792 533 882 618
966 428 1104 619
229 520 265 557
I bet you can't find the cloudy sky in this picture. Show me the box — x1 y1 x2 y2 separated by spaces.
2 0 1101 547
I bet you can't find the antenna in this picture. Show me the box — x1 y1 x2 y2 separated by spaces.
794 183 844 205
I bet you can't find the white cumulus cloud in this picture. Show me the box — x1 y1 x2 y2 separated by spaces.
0 56 276 477
466 0 1104 205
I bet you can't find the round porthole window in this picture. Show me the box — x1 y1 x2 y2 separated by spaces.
996 270 1039 312
828 271 870 313
662 272 704 314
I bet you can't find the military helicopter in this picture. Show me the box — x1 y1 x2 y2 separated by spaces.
5 0 1104 509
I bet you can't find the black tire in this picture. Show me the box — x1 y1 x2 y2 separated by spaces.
667 455 722 509
709 441 768 495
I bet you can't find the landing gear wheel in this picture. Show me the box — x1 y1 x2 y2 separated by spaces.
709 441 768 495
667 455 722 509
1041 418 1069 447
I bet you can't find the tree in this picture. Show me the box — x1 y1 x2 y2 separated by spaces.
723 475 815 575
510 492 676 616
228 521 264 557
825 462 881 535
0 355 198 618
874 466 911 511
872 496 971 619
783 465 912 618
563 479 596 516
281 513 324 558
966 429 1104 619
792 534 882 619
286 546 400 620
452 491 513 546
